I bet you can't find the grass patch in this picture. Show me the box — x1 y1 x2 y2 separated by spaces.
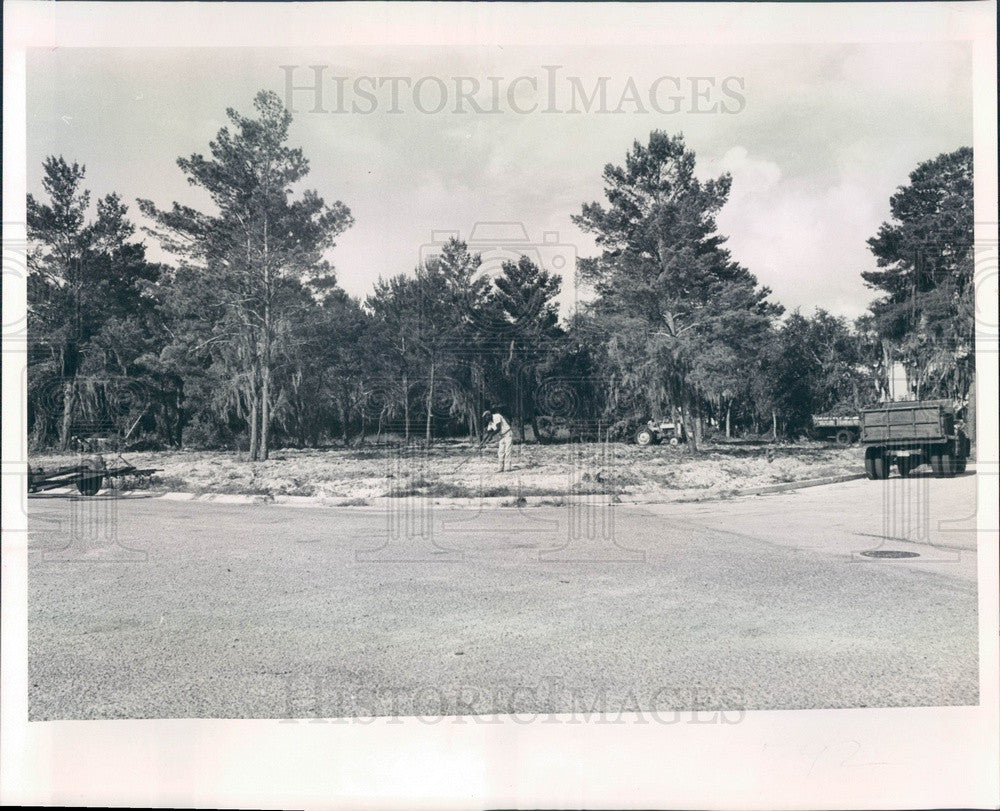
285 484 318 497
387 481 513 498
146 474 189 491
500 496 529 508
336 497 370 506
203 481 273 496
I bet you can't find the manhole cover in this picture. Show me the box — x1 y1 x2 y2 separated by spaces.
860 550 920 559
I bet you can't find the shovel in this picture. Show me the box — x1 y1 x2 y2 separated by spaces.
448 438 487 474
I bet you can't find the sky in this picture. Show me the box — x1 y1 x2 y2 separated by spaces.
25 43 972 321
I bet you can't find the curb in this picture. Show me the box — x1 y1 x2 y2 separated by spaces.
727 472 866 498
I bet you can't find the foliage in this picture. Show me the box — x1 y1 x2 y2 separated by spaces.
571 131 782 449
138 90 353 459
27 118 973 451
27 157 166 448
862 147 974 401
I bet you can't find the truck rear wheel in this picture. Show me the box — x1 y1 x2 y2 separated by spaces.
955 457 968 474
930 451 957 478
864 447 890 480
896 457 918 477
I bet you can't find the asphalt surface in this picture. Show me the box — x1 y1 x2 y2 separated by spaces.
27 471 980 720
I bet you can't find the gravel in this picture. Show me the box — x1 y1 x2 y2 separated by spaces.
27 474 979 720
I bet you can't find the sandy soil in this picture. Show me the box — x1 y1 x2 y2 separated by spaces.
30 439 861 503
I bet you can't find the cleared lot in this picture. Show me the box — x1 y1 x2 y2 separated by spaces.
31 440 861 503
27 473 979 719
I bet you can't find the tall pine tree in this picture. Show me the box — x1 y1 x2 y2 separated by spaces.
862 147 974 400
139 90 353 460
573 131 780 450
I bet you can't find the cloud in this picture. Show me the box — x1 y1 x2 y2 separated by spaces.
25 42 972 321
700 145 782 201
714 153 880 318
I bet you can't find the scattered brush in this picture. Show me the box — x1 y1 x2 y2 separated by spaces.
337 497 370 506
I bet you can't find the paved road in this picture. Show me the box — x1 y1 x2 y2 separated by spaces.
27 472 980 719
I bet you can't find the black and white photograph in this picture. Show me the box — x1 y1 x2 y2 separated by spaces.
2 1 998 808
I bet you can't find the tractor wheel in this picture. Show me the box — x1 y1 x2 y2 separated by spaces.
835 429 855 446
635 428 656 446
930 450 957 478
668 437 679 446
865 447 889 480
896 457 917 478
76 473 103 496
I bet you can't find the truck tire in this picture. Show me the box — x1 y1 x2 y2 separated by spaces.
896 457 918 478
635 427 659 446
955 457 968 474
930 450 957 478
835 429 855 446
864 447 890 480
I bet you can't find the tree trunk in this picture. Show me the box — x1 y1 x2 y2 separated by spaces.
685 392 699 455
694 397 704 448
771 409 778 440
261 362 271 461
402 373 410 444
260 208 273 462
425 361 435 450
249 386 260 460
725 402 732 439
174 385 185 447
297 408 306 449
59 378 76 450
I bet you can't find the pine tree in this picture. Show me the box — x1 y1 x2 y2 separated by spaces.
485 255 562 441
28 157 160 448
573 131 780 450
862 147 974 400
139 90 353 459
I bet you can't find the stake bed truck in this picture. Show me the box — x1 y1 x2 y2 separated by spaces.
860 399 970 479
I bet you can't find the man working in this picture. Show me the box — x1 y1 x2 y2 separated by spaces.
481 409 513 472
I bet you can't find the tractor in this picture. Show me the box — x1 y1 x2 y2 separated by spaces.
635 419 686 446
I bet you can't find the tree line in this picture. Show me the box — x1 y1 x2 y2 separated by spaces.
26 90 975 457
